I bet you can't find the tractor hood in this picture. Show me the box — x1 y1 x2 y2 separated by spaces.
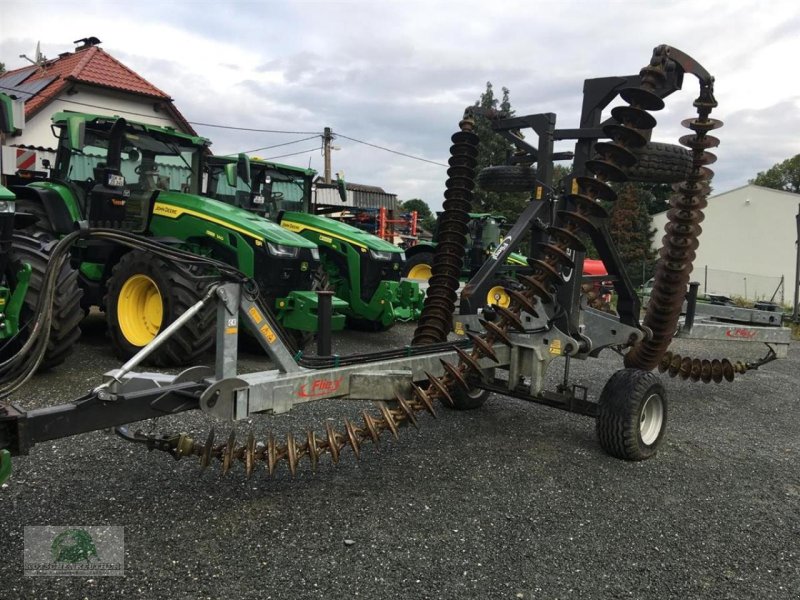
280 212 403 253
153 192 318 248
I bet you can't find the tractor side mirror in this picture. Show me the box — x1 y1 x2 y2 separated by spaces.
224 163 238 187
336 172 347 203
237 153 251 186
66 116 86 151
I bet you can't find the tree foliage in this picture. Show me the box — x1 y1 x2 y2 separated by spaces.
607 183 658 286
750 154 800 193
471 82 528 220
0 62 5 75
400 198 436 232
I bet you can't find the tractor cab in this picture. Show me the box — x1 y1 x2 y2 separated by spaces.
50 112 206 233
205 155 312 222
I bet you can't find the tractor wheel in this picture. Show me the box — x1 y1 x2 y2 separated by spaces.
13 197 57 238
596 368 667 461
622 141 693 184
105 251 215 367
1 234 83 370
477 165 537 193
402 251 435 281
447 385 490 410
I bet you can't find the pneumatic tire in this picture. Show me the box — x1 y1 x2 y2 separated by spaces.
105 250 215 367
622 142 693 184
2 234 84 370
476 165 538 193
447 386 490 410
596 368 667 461
402 251 435 281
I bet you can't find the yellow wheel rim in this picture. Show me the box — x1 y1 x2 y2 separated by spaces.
487 285 511 308
118 274 163 347
407 263 433 281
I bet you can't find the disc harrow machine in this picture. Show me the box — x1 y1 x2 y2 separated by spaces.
0 45 783 483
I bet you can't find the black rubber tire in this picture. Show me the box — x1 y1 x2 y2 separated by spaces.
104 250 215 367
447 385 490 410
401 251 435 280
13 197 57 238
2 234 84 370
596 368 667 461
477 165 538 193
623 141 693 184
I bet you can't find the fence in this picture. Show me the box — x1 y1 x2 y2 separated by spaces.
700 266 784 303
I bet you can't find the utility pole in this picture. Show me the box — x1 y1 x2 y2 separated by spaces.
323 127 333 184
793 203 799 323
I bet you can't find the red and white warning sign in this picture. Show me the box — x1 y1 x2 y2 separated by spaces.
15 148 36 171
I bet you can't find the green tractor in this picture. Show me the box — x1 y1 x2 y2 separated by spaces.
0 95 83 371
12 111 346 365
402 212 527 308
205 155 423 330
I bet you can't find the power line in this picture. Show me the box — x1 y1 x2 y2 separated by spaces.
334 132 447 167
0 83 319 135
262 146 322 161
242 135 321 154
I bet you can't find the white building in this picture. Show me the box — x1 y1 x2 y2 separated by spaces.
0 37 194 183
651 184 799 303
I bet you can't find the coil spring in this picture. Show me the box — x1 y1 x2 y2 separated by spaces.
412 118 479 345
624 47 722 371
657 351 749 383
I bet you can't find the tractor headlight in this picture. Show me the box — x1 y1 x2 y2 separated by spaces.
267 242 299 258
310 248 320 261
369 249 394 261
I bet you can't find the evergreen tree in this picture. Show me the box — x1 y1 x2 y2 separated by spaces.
750 154 800 193
471 82 528 220
608 183 658 286
400 198 436 232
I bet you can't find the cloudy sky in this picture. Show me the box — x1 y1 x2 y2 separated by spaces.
2 0 799 209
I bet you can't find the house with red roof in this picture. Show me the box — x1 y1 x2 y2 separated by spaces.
0 37 195 182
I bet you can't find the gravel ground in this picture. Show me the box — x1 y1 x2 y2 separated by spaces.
1 315 798 599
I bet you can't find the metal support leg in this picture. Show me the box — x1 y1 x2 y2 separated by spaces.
216 283 241 380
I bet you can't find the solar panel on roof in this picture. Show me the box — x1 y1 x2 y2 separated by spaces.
0 75 56 101
0 67 37 89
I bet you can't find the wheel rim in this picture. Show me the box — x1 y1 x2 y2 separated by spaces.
407 263 432 281
118 274 163 347
487 285 511 308
639 393 664 445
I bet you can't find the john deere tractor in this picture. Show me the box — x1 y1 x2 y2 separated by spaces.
0 94 83 371
403 212 528 307
11 112 345 365
205 156 423 330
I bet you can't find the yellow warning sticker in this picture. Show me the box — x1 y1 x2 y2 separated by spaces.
549 339 562 355
535 186 543 200
248 306 264 323
571 179 579 194
454 321 465 336
260 323 277 344
225 327 238 335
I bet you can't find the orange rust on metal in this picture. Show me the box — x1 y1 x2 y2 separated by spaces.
378 403 400 439
424 370 454 407
466 332 499 363
479 318 512 347
393 393 418 429
343 419 361 459
439 358 469 392
506 289 539 319
325 422 340 464
493 305 526 332
454 346 483 377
